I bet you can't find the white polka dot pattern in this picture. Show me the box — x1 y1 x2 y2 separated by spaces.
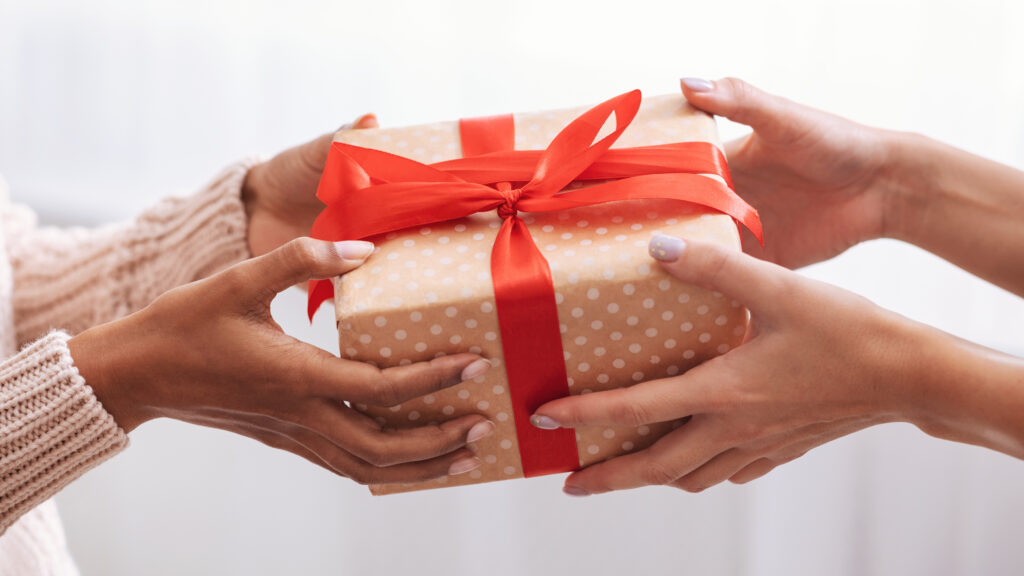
332 95 746 494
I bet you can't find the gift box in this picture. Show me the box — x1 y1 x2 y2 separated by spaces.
309 90 761 494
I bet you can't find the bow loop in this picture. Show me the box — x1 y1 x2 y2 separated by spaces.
523 89 642 198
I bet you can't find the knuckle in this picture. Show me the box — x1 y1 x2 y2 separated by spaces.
723 77 754 107
675 476 708 493
368 371 402 407
347 465 373 486
720 421 760 445
641 460 679 486
701 246 736 290
361 440 400 467
284 237 324 271
609 396 654 427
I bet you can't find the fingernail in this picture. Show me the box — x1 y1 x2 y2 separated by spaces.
460 358 492 381
335 240 374 261
530 414 561 430
649 234 686 262
466 420 495 443
448 456 482 476
563 485 591 497
357 113 379 128
681 77 715 92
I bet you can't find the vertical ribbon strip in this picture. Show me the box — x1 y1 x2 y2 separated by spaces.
459 113 580 476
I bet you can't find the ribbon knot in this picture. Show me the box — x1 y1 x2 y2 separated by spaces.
496 182 521 219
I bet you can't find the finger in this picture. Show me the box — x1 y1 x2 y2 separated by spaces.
648 235 793 316
302 400 495 467
728 457 780 484
313 352 493 408
353 113 379 129
284 424 482 485
727 418 871 485
680 77 807 142
531 365 722 429
670 447 755 493
234 237 374 301
562 417 723 495
340 113 380 131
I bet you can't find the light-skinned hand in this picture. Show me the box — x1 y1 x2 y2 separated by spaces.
531 234 1004 496
680 77 899 269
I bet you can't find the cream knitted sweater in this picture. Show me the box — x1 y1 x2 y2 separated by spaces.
0 164 253 574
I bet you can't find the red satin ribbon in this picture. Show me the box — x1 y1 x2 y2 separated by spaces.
308 90 763 478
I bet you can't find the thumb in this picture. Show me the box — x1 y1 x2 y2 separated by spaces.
294 114 379 179
648 234 789 316
241 237 374 302
680 77 806 142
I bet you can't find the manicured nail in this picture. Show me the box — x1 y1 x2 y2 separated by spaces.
681 77 715 92
530 414 561 430
563 485 591 497
448 456 482 476
461 358 492 381
649 234 686 262
466 420 495 443
335 240 374 261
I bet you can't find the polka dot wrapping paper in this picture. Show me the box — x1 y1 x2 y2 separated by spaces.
330 95 749 494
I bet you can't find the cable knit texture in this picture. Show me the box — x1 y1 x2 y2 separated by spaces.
0 163 254 574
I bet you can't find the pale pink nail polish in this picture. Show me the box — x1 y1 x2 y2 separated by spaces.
649 235 686 262
563 485 591 497
335 240 374 261
461 358 492 381
466 421 495 443
681 77 714 92
530 414 561 430
448 457 482 476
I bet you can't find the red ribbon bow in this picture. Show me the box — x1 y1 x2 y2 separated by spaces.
308 90 762 478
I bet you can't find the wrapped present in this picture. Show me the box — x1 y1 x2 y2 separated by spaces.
308 90 761 494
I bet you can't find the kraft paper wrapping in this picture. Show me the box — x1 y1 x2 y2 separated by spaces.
330 95 748 494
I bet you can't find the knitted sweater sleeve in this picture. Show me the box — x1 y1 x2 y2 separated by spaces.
1 162 254 534
3 162 254 345
0 332 127 534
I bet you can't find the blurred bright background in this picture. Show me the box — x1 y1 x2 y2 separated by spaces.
2 0 1024 574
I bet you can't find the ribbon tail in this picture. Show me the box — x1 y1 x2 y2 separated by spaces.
491 216 579 477
307 279 335 322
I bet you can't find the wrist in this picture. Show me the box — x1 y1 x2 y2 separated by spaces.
68 317 154 433
883 315 1024 459
856 304 934 425
877 130 940 243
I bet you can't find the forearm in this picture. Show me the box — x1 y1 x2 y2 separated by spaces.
0 332 128 534
6 162 253 344
898 319 1024 460
884 132 1024 297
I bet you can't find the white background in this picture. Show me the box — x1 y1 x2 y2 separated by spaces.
2 0 1024 574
